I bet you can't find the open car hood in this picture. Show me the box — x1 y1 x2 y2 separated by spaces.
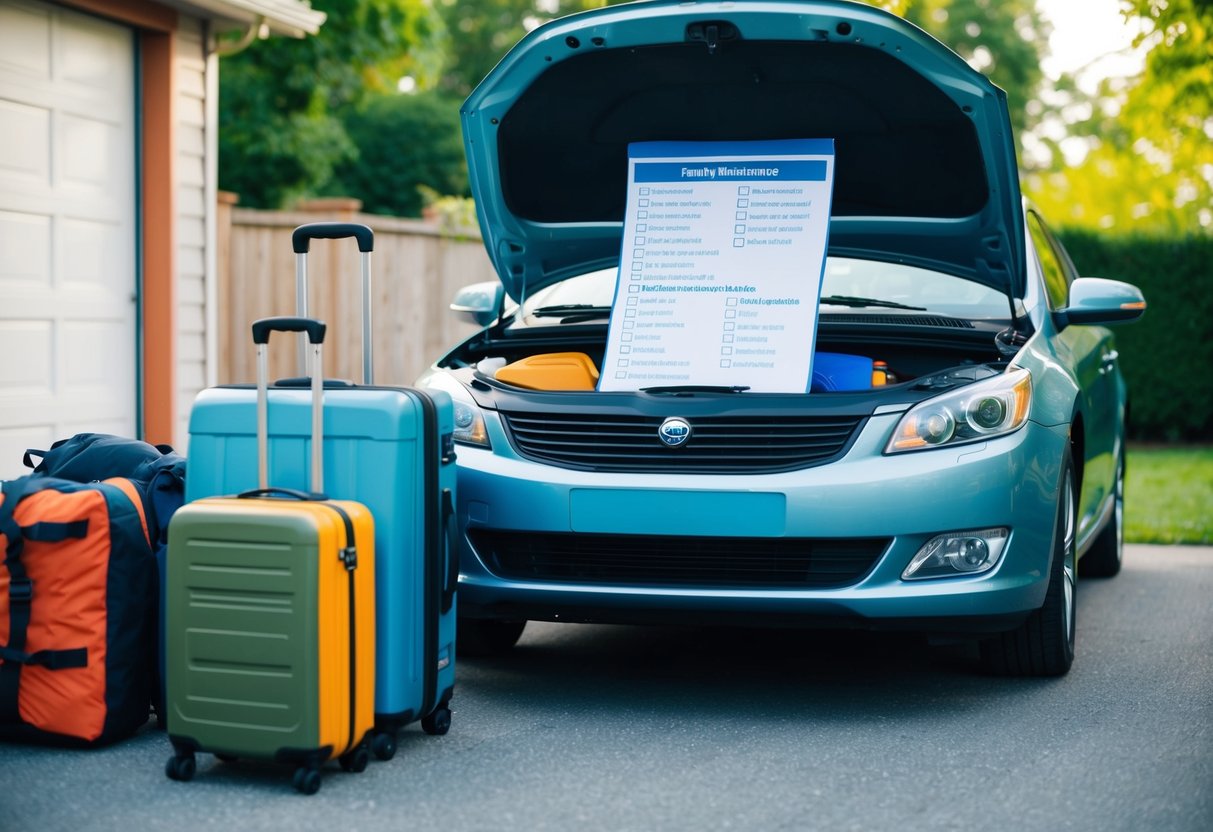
461 0 1025 304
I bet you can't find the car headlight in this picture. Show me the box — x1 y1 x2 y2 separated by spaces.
886 367 1031 453
902 527 1010 579
417 368 492 449
453 398 490 448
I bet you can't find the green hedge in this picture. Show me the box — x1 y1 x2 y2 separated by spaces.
1057 230 1213 442
331 91 469 218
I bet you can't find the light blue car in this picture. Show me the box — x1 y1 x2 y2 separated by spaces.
418 0 1145 675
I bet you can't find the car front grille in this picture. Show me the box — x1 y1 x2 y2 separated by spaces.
499 412 865 472
470 530 889 588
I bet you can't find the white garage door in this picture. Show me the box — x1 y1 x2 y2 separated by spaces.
0 0 137 481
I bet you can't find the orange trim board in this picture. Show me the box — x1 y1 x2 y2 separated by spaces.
58 1 179 445
140 28 177 446
58 0 176 32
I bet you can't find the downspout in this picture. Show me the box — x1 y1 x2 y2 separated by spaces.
214 16 268 57
202 16 267 392
203 19 220 389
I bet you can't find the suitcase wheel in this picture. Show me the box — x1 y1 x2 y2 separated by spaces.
421 706 452 736
292 766 322 796
165 752 196 782
339 746 370 773
371 730 397 761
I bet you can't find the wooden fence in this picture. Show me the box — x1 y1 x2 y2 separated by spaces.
218 195 494 386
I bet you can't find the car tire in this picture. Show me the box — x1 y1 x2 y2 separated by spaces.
980 450 1077 677
1079 445 1124 578
457 618 527 658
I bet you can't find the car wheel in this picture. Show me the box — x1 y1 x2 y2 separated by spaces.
457 618 527 658
980 451 1076 677
1079 446 1124 578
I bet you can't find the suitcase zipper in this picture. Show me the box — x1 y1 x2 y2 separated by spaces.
327 502 359 757
412 390 442 716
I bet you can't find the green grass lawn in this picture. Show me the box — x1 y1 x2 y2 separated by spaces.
1125 445 1213 545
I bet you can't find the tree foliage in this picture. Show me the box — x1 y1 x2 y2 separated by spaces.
331 91 469 217
902 0 1049 140
218 0 444 208
220 0 1210 237
1023 0 1213 234
434 0 617 98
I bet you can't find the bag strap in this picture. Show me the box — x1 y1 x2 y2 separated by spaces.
0 478 92 722
0 645 87 669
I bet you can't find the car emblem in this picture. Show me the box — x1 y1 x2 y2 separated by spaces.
658 417 692 447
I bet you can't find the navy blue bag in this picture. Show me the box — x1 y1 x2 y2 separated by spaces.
24 434 186 546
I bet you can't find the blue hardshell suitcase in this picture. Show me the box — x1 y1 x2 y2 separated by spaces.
185 223 457 760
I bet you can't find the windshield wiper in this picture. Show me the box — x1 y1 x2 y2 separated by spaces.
531 304 612 318
820 294 927 311
642 385 751 395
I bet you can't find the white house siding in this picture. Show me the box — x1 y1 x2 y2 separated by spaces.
174 16 209 453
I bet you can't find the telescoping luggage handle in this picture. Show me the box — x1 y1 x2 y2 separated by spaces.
250 317 327 495
291 222 374 385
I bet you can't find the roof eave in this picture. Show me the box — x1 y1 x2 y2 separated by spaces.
172 0 326 38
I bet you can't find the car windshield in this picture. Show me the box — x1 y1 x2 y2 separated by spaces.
516 257 1009 322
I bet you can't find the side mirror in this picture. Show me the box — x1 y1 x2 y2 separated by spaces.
1055 277 1146 329
450 281 504 328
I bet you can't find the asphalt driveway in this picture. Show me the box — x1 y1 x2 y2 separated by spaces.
1 544 1209 832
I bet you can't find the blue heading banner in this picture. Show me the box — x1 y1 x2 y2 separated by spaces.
630 139 834 158
634 160 827 183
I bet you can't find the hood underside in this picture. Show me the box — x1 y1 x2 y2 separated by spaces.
461 0 1024 303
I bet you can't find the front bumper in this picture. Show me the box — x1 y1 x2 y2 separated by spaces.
453 410 1068 631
